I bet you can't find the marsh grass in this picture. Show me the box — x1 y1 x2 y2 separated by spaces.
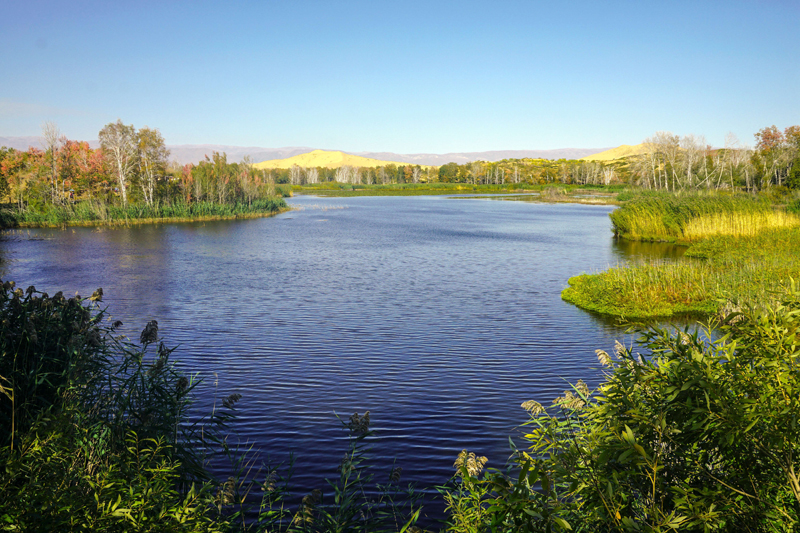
563 227 800 318
609 191 800 242
1 198 288 228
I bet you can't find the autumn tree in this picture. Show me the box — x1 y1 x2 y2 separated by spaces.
137 127 169 205
41 122 64 203
99 120 137 205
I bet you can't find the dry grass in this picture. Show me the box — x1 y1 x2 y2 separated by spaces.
682 211 800 239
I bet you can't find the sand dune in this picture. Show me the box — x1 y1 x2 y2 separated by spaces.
581 144 647 161
253 149 428 169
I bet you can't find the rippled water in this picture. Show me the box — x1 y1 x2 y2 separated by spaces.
0 195 674 522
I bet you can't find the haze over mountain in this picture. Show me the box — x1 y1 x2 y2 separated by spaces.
0 136 611 166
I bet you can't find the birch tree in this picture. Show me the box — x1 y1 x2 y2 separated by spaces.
137 126 169 205
305 167 319 184
290 164 302 185
42 122 64 203
99 120 137 206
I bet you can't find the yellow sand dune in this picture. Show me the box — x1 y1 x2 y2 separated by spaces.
581 144 648 161
253 149 428 169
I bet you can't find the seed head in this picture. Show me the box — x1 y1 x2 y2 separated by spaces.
347 411 370 435
222 393 242 409
614 340 626 357
454 449 488 477
521 400 545 415
554 390 585 410
390 466 403 483
576 379 590 398
140 320 158 345
176 376 189 393
595 349 612 367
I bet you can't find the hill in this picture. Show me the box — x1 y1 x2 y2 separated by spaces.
581 144 647 161
252 149 429 169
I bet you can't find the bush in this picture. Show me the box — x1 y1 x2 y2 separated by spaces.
443 283 800 531
0 281 423 532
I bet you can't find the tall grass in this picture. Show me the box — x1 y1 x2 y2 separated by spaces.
562 227 800 318
609 191 800 242
2 198 288 228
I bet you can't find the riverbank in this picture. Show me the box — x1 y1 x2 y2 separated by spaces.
291 182 624 203
562 191 800 318
0 197 289 229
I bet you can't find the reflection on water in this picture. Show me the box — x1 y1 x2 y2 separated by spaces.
611 238 688 262
0 196 686 523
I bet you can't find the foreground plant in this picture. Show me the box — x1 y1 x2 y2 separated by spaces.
443 283 800 531
0 281 424 532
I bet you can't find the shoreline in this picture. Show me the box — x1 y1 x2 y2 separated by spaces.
0 207 292 230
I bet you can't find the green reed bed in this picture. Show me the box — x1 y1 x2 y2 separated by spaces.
562 227 800 318
3 198 288 228
609 191 800 242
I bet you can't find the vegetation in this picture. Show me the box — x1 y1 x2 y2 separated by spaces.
0 281 422 532
441 285 800 531
609 191 800 242
258 124 800 197
8 278 800 531
563 190 800 318
6 198 288 228
290 182 623 200
0 122 288 228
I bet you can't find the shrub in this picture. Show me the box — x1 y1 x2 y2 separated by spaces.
443 282 800 531
0 281 423 532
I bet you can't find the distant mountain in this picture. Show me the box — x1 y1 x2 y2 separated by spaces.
253 149 431 170
0 136 59 151
166 145 314 165
0 136 612 166
581 144 647 161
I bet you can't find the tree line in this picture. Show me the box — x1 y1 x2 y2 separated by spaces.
4 123 799 209
628 126 800 192
0 120 281 213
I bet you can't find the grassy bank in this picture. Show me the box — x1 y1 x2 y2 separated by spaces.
0 197 289 228
609 191 800 242
293 182 625 199
563 192 800 318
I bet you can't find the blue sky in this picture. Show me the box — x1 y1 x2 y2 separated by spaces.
1 0 798 152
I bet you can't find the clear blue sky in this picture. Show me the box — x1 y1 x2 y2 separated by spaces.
1 0 798 153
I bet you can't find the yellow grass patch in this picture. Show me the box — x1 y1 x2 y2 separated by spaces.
682 211 800 240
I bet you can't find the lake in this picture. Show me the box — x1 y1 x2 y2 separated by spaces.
0 195 663 521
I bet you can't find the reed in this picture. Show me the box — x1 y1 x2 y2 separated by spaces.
562 227 800 318
4 198 288 228
609 191 800 242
